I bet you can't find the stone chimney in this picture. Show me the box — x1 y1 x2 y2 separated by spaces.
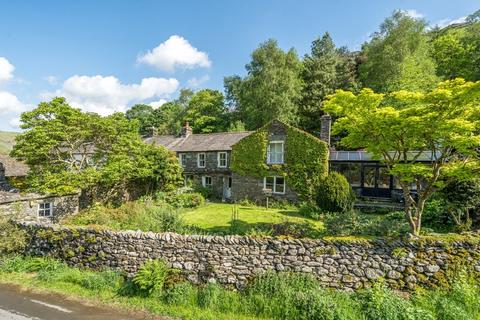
181 121 193 138
320 113 331 146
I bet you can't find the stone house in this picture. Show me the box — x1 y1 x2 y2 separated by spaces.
145 123 251 200
0 155 79 222
146 120 329 203
148 116 435 203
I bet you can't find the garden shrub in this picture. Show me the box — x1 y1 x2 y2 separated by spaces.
316 172 355 213
133 259 178 296
356 283 418 320
298 202 321 219
0 217 27 255
323 210 365 236
64 201 187 233
156 189 205 208
270 220 320 238
323 211 410 237
193 185 215 200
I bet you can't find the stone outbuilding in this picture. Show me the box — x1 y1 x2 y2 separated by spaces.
0 155 79 222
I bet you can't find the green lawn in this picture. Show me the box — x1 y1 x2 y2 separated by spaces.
182 203 324 236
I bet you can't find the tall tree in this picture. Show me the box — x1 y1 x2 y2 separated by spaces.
125 104 155 136
431 18 480 81
359 10 438 92
185 89 228 133
324 79 480 235
300 33 338 132
224 39 303 130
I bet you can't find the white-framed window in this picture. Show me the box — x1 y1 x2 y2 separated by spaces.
263 176 286 194
197 153 206 168
38 202 53 217
202 176 212 188
267 141 284 164
179 153 187 167
217 152 228 168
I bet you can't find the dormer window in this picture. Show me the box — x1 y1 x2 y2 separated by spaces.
197 153 206 168
267 141 284 164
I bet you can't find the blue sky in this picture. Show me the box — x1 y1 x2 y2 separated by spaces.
0 0 478 131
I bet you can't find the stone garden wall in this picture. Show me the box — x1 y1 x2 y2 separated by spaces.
20 222 480 290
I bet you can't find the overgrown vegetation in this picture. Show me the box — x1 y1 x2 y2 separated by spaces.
2 255 480 320
0 216 26 255
231 120 329 201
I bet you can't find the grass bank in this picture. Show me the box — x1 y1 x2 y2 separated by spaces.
1 256 480 320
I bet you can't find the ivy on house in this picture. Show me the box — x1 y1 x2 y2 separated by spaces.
231 120 329 201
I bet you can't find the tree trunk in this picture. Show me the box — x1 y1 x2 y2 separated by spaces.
401 183 423 236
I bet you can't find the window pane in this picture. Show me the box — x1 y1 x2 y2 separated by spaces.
364 167 376 188
378 167 390 189
275 177 285 193
348 164 361 187
265 177 274 190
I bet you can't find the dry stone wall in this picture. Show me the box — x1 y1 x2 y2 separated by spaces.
21 222 480 290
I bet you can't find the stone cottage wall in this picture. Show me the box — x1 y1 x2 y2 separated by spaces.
21 222 480 290
231 173 298 204
1 195 79 222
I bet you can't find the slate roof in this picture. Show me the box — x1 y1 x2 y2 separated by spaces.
144 132 253 152
0 155 29 177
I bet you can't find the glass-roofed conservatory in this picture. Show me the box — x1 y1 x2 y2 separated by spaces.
328 151 437 200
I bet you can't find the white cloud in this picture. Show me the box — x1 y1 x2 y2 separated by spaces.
8 117 21 130
137 35 211 72
432 16 467 29
149 99 167 109
187 75 210 88
403 9 424 19
0 57 15 82
47 75 179 115
0 91 26 115
44 75 58 85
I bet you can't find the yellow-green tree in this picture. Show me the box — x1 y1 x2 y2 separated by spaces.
324 79 480 235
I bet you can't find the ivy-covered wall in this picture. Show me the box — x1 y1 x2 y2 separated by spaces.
230 120 329 201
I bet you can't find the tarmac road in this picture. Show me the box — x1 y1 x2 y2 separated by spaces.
0 284 158 320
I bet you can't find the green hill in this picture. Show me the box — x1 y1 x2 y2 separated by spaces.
0 131 18 155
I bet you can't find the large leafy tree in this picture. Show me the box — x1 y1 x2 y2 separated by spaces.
11 97 182 199
185 89 228 133
431 18 480 81
359 10 438 93
300 33 339 132
300 33 359 132
125 104 155 136
224 39 303 130
324 79 480 235
125 89 194 136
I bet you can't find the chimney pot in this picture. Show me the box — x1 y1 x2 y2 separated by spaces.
181 121 193 138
